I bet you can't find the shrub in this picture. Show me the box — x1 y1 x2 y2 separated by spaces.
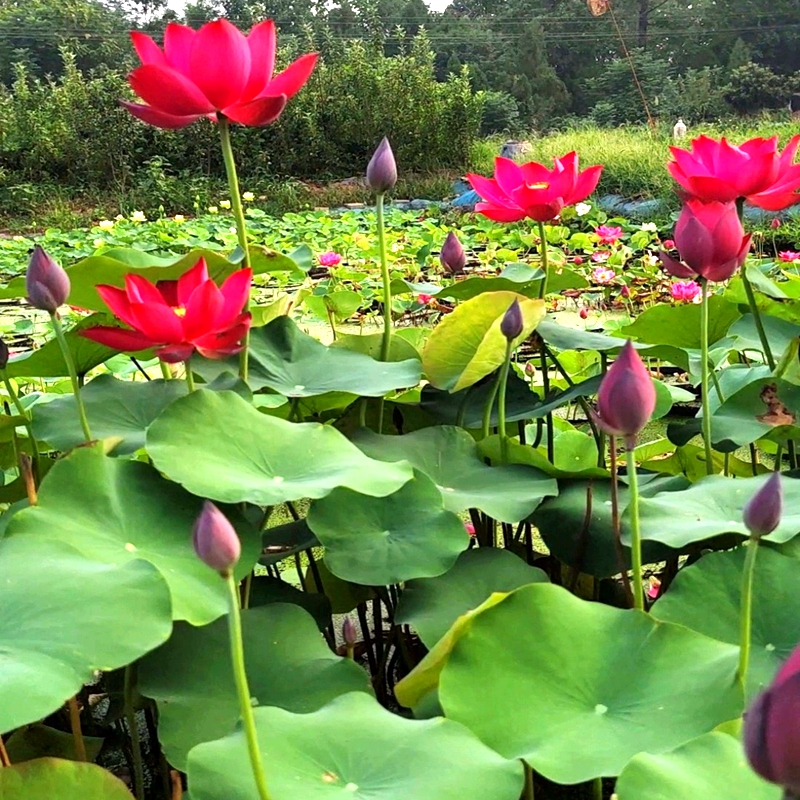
724 63 785 113
478 91 522 136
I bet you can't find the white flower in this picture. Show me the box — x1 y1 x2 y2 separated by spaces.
229 227 237 235
208 206 219 214
575 203 592 217
641 222 657 232
242 192 255 202
220 200 231 209
98 219 114 230
93 238 105 248
12 235 25 242
115 214 125 221
642 254 660 268
131 210 147 223
174 214 185 222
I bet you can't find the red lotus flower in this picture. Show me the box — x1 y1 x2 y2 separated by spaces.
660 200 751 283
123 19 317 129
467 152 602 223
81 259 251 363
668 135 800 209
595 225 623 244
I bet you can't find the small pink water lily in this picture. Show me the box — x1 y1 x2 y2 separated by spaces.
417 293 435 305
595 225 623 244
592 266 616 284
647 576 661 600
778 251 800 263
318 251 342 267
591 251 610 263
670 280 702 303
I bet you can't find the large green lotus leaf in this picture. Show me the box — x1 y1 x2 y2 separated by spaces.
330 331 421 362
634 473 800 547
480 434 609 479
308 471 469 586
652 546 800 696
396 548 548 647
619 296 740 349
6 314 118 378
191 317 421 397
302 559 375 614
0 758 136 800
139 604 369 771
438 583 742 784
4 445 261 625
5 724 105 762
186 692 524 800
709 377 800 451
433 266 586 302
351 426 557 522
422 291 546 391
146 390 413 505
247 575 332 632
0 536 171 733
530 477 679 576
724 314 800 364
615 732 781 800
32 374 187 455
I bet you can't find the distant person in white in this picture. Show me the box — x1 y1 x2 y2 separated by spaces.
673 119 687 139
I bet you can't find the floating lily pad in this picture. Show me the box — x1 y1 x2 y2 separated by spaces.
352 426 557 522
438 583 742 784
396 548 548 647
5 444 261 625
0 758 136 800
192 317 421 397
139 604 369 770
0 536 171 733
422 291 546 392
186 692 524 800
32 374 187 455
652 545 800 696
146 389 413 506
307 471 469 586
614 732 781 800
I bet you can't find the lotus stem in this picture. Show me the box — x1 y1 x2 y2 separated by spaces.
159 361 173 380
497 340 513 461
376 192 392 432
0 735 10 767
626 441 645 611
2 369 40 466
593 777 603 800
481 367 504 441
218 115 252 383
49 312 92 443
738 536 760 696
741 271 775 370
537 221 549 300
226 574 272 800
699 279 714 475
123 665 145 800
523 762 534 800
184 362 196 392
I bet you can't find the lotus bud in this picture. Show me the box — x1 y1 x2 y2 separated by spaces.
440 231 466 274
192 501 241 577
579 308 589 320
366 137 397 194
26 247 70 313
500 299 523 342
743 472 782 539
771 218 781 230
595 340 656 446
744 644 800 795
342 618 356 648
0 337 9 370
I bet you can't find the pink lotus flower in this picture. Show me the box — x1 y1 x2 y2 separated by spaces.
591 251 610 263
418 294 435 305
579 308 589 320
573 255 584 265
595 225 623 244
778 251 800 263
318 251 342 267
670 281 702 303
771 218 782 230
592 266 616 284
647 576 661 600
663 239 675 250
465 521 476 538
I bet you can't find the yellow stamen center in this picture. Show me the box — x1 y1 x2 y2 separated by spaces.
526 182 550 190
173 307 187 317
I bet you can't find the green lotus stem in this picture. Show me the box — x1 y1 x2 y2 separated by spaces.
226 574 272 800
738 536 760 695
593 777 603 800
523 762 534 799
481 367 504 441
67 696 87 762
537 220 549 300
184 362 196 392
123 665 145 800
377 193 392 361
626 443 645 611
741 271 775 370
699 279 714 476
159 361 172 380
1 370 40 464
497 340 513 461
49 312 92 442
540 345 554 463
0 734 10 767
218 115 252 383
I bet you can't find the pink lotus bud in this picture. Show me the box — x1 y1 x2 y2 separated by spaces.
366 137 397 194
663 239 675 250
26 247 70 313
342 618 356 648
620 285 631 298
192 501 241 576
743 472 782 538
595 340 656 446
418 293 434 305
524 360 536 376
440 231 466 274
770 218 781 230
573 256 584 265
465 521 476 538
500 299 523 341
744 644 800 794
579 308 589 320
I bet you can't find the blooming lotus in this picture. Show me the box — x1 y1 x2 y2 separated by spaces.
668 135 800 209
417 294 435 305
670 280 702 304
318 251 343 267
592 266 616 285
81 258 251 363
591 251 610 263
660 200 751 283
124 19 317 129
595 225 623 244
466 152 602 223
779 251 800 263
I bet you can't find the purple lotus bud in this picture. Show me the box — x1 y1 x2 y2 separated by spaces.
595 340 656 445
440 231 466 274
192 501 241 576
0 337 8 370
500 299 523 341
26 247 70 313
743 472 782 538
744 644 800 795
342 618 356 648
366 137 397 194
